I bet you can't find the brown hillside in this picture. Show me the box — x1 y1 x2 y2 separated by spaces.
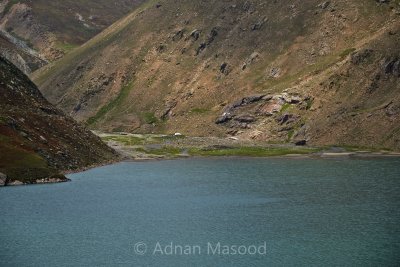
33 0 400 150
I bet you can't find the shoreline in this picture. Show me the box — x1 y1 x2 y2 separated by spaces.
99 133 400 161
4 133 399 187
3 157 122 187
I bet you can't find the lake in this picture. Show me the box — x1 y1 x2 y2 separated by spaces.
1 157 400 266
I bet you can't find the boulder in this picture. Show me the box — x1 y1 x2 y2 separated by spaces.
216 112 233 124
383 57 400 75
242 52 260 70
269 67 281 78
234 114 256 123
8 180 24 186
220 62 230 75
350 49 373 65
0 172 7 186
242 94 266 104
257 100 283 115
276 113 298 125
294 140 307 146
189 29 201 41
172 29 185 41
318 1 331 9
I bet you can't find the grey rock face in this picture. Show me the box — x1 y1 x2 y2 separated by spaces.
0 172 7 186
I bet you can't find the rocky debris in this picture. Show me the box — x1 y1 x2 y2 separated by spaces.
74 74 113 112
249 130 263 139
292 125 309 146
215 91 312 144
386 103 400 116
189 29 201 41
157 43 167 53
276 113 298 125
269 67 281 78
158 101 177 120
0 172 7 186
172 29 185 41
196 27 218 55
221 94 267 114
218 93 306 122
234 114 256 123
242 52 260 70
376 0 390 3
236 94 266 106
367 72 381 93
350 49 373 65
257 99 283 116
318 1 331 9
216 112 233 124
383 57 400 76
251 17 267 31
220 62 230 75
8 180 24 186
35 177 70 184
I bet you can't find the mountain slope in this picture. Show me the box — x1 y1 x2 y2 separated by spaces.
33 0 400 150
0 0 145 71
0 56 118 186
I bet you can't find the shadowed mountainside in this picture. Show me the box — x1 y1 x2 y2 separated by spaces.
33 0 400 150
0 56 119 185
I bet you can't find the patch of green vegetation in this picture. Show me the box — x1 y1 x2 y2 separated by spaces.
151 134 186 142
287 129 295 142
56 42 79 53
0 116 6 124
87 80 134 125
143 112 158 124
189 146 319 157
190 108 210 114
101 134 186 147
136 146 182 156
101 135 145 146
305 98 314 110
339 48 356 59
337 145 386 152
279 103 292 113
0 139 62 183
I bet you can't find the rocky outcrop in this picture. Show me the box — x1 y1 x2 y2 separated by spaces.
0 172 7 186
216 92 309 144
196 27 218 55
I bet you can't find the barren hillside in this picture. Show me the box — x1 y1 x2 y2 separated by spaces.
0 0 145 72
33 0 400 150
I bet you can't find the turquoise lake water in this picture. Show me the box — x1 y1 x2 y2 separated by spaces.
1 157 400 266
